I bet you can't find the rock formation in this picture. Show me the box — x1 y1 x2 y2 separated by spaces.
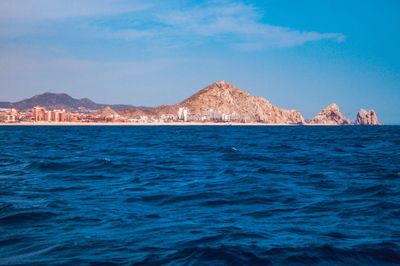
177 81 304 124
7 80 378 125
355 109 381 125
122 80 305 124
309 103 351 125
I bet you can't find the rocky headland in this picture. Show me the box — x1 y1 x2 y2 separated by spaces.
176 81 304 124
120 81 305 124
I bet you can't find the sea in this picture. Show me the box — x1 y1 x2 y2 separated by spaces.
0 126 399 265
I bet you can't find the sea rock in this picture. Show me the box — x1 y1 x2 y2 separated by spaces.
355 109 381 125
309 103 351 125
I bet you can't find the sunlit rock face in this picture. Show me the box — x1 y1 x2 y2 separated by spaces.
355 109 381 125
118 81 382 125
309 103 351 125
177 81 305 124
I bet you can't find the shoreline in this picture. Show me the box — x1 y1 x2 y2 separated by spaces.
0 121 296 126
0 121 385 126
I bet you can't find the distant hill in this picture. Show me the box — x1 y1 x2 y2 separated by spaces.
0 92 135 112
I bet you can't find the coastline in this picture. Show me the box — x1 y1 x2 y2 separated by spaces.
0 121 297 126
0 121 383 126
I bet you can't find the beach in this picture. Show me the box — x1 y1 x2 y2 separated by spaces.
0 121 300 126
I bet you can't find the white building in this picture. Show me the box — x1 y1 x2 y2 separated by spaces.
178 107 188 122
0 114 15 123
0 108 18 123
221 114 230 122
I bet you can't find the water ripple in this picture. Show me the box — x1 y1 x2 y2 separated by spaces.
0 126 399 265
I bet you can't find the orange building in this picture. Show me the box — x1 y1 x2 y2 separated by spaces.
32 107 46 121
51 109 66 122
32 107 67 122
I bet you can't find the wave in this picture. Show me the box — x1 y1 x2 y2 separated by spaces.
0 211 57 225
134 244 400 266
1 126 399 265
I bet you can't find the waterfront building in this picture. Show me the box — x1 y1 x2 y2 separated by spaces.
0 113 15 123
178 107 188 122
0 108 19 123
31 107 67 122
51 109 66 122
32 107 46 121
221 113 230 122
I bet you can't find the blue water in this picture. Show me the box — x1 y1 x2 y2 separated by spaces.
0 126 399 265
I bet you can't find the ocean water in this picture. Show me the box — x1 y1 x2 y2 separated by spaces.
0 126 399 265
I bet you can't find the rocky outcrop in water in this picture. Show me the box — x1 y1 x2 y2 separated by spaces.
309 103 351 125
355 109 381 125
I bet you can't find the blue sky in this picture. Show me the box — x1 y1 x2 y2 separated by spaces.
0 0 399 123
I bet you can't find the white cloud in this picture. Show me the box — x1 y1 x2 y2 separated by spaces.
157 1 346 48
0 0 346 49
104 29 156 39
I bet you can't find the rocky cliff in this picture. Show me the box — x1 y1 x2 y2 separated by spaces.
177 81 304 124
355 109 381 125
122 81 305 124
309 103 351 125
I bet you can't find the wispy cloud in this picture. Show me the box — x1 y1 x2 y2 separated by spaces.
156 1 345 48
0 0 345 50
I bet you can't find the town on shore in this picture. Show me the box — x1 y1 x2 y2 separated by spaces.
0 81 381 126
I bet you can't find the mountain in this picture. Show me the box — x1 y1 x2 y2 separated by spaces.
122 80 305 124
178 81 304 123
309 103 351 125
0 92 134 112
0 101 13 108
355 109 381 125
